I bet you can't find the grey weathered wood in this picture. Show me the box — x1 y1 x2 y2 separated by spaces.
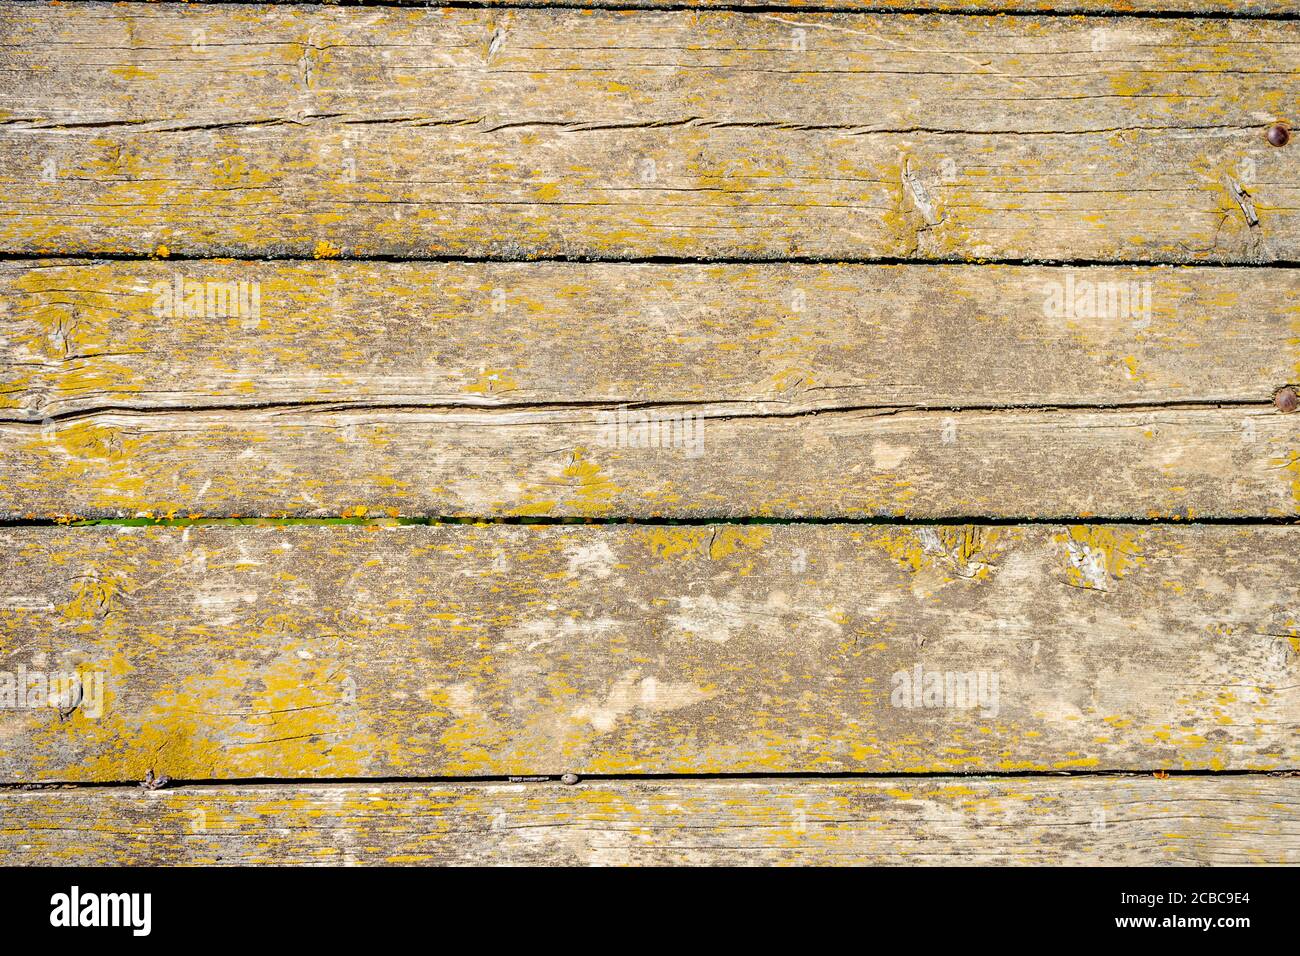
2 6 1296 260
2 404 1297 519
5 6 1291 135
3 260 1295 418
0 524 1294 781
1 0 1291 13
2 777 1296 865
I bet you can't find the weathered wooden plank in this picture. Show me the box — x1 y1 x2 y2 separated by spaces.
3 404 1298 519
3 261 1297 418
5 259 1295 519
2 7 1296 260
6 6 1294 136
1 777 1295 866
17 123 1292 262
0 524 1293 781
4 0 1295 15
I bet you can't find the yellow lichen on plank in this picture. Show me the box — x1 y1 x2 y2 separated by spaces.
1 8 1296 261
1 777 1296 866
0 524 1293 781
1 261 1296 418
1 404 1297 519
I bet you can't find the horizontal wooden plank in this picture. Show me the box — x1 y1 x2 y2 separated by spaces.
3 261 1297 418
3 405 1298 519
5 260 1295 519
0 524 1294 781
2 777 1296 866
7 7 1293 135
2 7 1296 260
4 0 1295 15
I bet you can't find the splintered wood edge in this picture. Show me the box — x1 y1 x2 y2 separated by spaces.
1 777 1296 866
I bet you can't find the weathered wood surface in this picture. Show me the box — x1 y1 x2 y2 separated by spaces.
8 6 1293 134
2 777 1296 866
0 524 1294 781
5 0 1294 14
7 6 1292 135
3 261 1297 417
2 7 1296 260
3 405 1298 519
4 260 1299 521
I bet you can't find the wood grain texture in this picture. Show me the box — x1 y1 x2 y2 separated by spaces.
2 7 1296 260
3 261 1297 417
2 777 1296 866
4 0 1295 14
0 524 1294 781
3 404 1299 519
6 5 1292 135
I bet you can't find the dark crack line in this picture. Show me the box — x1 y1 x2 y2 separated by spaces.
2 514 1299 528
3 252 1300 268
0 395 1283 428
2 767 1295 792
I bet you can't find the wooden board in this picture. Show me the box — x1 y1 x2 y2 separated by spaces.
3 261 1297 417
4 0 1294 14
3 260 1297 521
3 404 1298 519
2 7 1296 260
0 524 1294 782
2 0 1298 870
1 777 1295 866
8 7 1293 135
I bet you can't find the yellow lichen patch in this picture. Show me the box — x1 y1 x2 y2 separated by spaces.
510 449 617 518
1121 355 1149 382
60 572 122 628
1268 450 1300 510
313 239 342 259
708 526 771 560
561 451 617 516
50 421 126 461
109 64 155 82
635 527 710 561
463 367 519 395
871 526 1004 580
1056 526 1145 590
768 367 813 394
1052 756 1100 770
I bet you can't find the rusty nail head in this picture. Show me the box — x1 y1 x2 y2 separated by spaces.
560 772 580 785
1267 123 1290 147
1274 386 1298 413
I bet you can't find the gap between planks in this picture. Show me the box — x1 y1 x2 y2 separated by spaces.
7 254 1300 267
3 516 1300 528
5 769 1297 790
